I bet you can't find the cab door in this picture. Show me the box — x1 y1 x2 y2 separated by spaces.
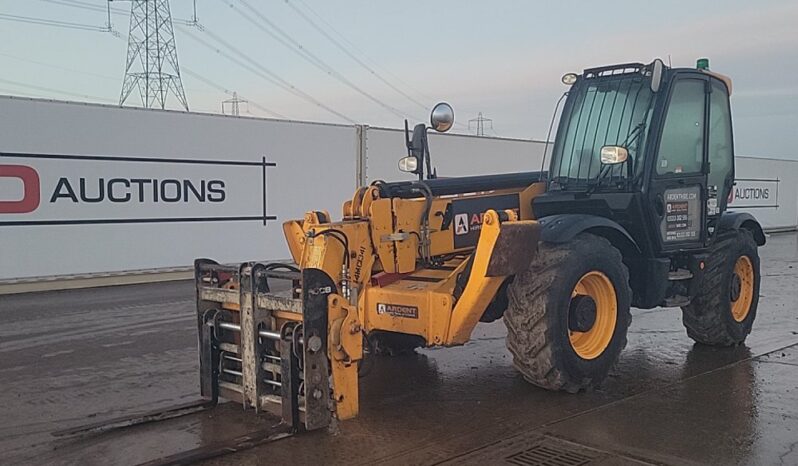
648 74 709 252
705 79 735 239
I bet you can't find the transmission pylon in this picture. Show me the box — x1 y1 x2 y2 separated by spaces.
222 92 248 116
119 0 189 111
468 112 494 136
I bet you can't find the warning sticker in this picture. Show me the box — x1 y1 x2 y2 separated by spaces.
451 194 520 249
377 303 419 319
660 186 701 242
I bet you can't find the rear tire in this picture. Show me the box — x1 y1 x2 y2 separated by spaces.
681 229 760 346
504 233 632 392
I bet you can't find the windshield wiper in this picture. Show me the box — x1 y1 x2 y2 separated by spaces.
585 166 612 195
621 122 646 148
550 175 569 190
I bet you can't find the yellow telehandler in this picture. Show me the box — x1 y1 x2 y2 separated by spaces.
60 59 765 450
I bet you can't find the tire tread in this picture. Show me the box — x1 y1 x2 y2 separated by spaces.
681 229 759 346
504 234 631 392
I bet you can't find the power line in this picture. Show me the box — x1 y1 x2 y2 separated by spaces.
468 112 494 136
42 0 194 27
288 0 437 105
180 25 355 123
182 67 287 119
0 51 119 81
14 0 354 124
0 12 107 32
0 61 280 120
110 31 288 118
181 26 346 120
282 1 471 130
0 77 116 103
221 92 247 116
28 1 191 110
37 0 122 36
284 0 430 112
0 50 229 97
41 0 125 15
284 1 471 130
119 0 189 111
245 99 287 120
228 0 419 121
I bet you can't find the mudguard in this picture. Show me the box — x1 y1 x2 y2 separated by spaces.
537 214 640 252
718 211 766 245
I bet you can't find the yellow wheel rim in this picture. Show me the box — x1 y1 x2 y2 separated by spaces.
731 256 754 322
569 271 617 360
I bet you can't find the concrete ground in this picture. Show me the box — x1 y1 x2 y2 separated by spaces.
1 233 797 466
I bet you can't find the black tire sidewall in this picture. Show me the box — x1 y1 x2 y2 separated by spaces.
719 231 760 340
544 236 632 383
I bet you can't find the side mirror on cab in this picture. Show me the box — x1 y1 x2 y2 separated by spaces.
399 102 455 178
430 102 454 133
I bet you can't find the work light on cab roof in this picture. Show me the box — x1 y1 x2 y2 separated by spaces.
561 73 577 85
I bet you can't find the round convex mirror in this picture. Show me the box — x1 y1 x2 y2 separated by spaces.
430 102 454 132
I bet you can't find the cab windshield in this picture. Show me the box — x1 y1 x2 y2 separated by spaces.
550 72 655 189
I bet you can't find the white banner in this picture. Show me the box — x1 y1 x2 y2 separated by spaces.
0 95 357 280
0 152 273 226
729 178 779 209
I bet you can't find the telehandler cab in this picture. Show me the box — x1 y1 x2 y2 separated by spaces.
60 59 765 441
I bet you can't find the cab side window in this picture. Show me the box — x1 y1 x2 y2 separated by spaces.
656 80 705 175
707 81 733 194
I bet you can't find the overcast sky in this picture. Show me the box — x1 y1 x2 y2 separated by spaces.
1 0 796 158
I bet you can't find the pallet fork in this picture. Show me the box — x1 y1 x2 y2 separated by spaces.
54 258 320 435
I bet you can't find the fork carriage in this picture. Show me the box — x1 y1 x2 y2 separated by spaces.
195 259 355 430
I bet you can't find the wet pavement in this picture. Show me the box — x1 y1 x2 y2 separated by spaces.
1 233 797 465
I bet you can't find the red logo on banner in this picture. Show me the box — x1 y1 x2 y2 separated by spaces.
0 165 40 214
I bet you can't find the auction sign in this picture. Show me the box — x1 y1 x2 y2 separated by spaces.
0 152 275 226
728 178 779 209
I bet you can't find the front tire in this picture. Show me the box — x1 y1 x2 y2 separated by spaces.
681 229 760 346
504 233 632 393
